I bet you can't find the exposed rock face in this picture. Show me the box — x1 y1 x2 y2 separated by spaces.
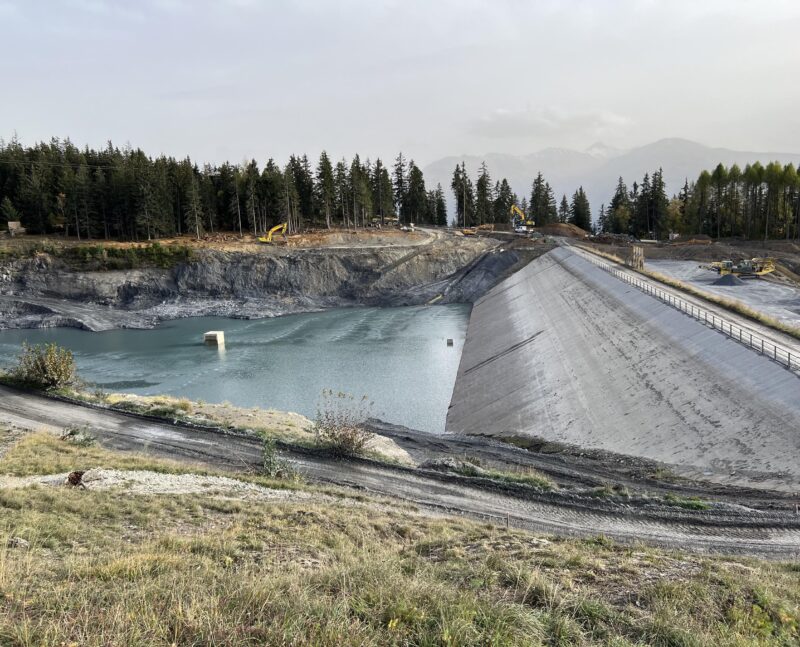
0 237 534 330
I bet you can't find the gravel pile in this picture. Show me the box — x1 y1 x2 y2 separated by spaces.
713 274 745 286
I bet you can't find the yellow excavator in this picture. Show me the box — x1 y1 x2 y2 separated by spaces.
511 204 535 231
702 258 776 277
258 222 287 244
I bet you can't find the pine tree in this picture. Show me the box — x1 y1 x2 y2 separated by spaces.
493 179 515 224
434 184 448 226
544 182 557 223
393 153 407 223
558 194 569 223
651 168 669 239
405 161 428 224
184 174 204 240
0 196 19 225
569 187 591 231
451 162 474 227
334 159 350 227
474 161 493 225
371 158 395 224
528 172 548 224
607 177 631 235
632 173 651 237
596 204 607 233
315 151 335 229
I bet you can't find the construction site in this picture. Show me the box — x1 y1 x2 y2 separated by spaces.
3 222 800 645
2 224 800 510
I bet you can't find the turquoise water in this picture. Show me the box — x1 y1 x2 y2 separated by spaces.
0 305 470 433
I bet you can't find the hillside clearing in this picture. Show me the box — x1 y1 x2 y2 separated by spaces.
1 429 799 646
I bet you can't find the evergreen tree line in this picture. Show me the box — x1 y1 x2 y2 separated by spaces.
449 163 591 231
526 170 591 231
450 161 517 227
0 137 452 240
598 162 800 240
596 169 669 239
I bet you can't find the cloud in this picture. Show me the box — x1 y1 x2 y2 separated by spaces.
469 107 630 141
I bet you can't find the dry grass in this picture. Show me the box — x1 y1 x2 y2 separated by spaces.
60 390 413 464
0 432 306 495
99 392 316 445
0 428 798 646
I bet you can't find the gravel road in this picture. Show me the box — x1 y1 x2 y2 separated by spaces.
2 385 799 559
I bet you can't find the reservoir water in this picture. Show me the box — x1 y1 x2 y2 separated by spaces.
0 305 470 433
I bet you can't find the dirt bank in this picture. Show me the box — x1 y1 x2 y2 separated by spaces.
2 384 800 558
0 232 520 330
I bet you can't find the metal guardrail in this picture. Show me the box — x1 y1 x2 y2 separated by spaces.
576 248 800 375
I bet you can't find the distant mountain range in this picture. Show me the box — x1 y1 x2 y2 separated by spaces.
422 138 800 222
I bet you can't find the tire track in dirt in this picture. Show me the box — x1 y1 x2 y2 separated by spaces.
1 385 799 559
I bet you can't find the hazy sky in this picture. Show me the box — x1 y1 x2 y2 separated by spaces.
2 0 799 166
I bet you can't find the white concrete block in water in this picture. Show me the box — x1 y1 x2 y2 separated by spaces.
204 331 225 345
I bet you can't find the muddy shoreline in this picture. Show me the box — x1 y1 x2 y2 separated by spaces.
0 237 547 331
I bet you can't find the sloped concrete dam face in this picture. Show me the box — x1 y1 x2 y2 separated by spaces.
447 247 800 489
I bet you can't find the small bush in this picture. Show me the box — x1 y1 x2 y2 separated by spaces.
12 342 77 389
60 425 96 447
261 437 297 480
313 389 375 457
664 493 710 510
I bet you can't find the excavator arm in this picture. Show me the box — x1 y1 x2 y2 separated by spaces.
510 204 525 222
258 222 287 244
510 204 535 227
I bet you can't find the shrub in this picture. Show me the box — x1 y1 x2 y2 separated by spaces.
12 342 77 389
60 425 96 447
261 437 297 479
313 389 375 457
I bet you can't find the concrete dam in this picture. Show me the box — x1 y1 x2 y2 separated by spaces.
447 246 800 490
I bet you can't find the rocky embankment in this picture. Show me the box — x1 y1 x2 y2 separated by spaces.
0 235 536 330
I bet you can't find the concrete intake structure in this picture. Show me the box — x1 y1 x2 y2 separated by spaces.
204 331 225 346
447 246 800 491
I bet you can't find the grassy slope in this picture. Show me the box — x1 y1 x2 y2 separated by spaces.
1 431 798 646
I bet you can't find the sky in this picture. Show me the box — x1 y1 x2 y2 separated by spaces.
1 0 799 166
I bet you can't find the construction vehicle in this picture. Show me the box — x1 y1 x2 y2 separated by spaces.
258 222 287 244
510 204 535 232
461 227 478 236
701 257 776 277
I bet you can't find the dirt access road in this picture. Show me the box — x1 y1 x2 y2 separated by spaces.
2 385 800 559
